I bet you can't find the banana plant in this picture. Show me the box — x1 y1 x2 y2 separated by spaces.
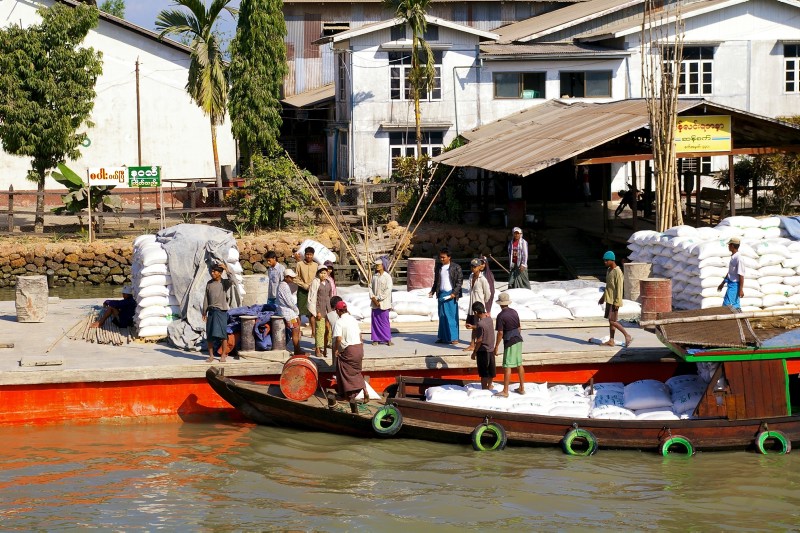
51 163 122 215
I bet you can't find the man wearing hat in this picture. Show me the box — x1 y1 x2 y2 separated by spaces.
369 256 393 346
308 264 334 357
717 237 745 310
203 263 233 362
91 285 136 329
332 300 367 412
508 227 530 289
277 268 304 355
597 251 632 347
494 292 526 397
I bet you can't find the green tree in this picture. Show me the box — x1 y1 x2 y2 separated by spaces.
383 0 435 157
0 3 103 233
156 0 237 199
230 153 315 229
228 0 288 170
99 0 125 18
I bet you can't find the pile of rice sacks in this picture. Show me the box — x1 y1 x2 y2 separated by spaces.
336 281 641 324
130 234 245 338
628 216 800 311
423 366 715 420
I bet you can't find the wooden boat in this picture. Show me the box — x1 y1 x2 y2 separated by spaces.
207 307 800 454
205 367 392 438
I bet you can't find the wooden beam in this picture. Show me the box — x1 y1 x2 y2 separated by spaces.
577 145 800 165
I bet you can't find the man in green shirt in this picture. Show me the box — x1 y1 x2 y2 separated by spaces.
597 251 632 347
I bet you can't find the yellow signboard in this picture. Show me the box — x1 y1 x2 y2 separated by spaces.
675 115 731 152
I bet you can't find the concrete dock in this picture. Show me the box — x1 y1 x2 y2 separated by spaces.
0 297 674 386
0 297 681 425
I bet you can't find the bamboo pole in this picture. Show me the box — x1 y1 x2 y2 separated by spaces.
388 165 454 273
640 309 800 327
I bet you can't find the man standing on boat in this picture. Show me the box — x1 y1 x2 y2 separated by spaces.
277 269 304 355
717 237 745 311
470 302 496 390
494 292 526 397
598 251 632 347
430 248 463 345
369 256 393 346
508 227 530 289
332 300 367 412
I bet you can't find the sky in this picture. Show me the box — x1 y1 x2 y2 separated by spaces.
122 0 240 35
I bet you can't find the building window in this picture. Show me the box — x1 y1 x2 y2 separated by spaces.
665 46 714 95
337 54 346 101
423 26 439 41
389 131 444 175
559 71 612 98
337 132 348 180
389 50 443 101
493 72 545 99
391 24 406 41
322 22 350 37
786 43 799 93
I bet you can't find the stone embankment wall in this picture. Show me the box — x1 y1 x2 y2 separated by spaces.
0 224 531 287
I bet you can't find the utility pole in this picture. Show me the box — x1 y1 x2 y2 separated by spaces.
135 58 143 217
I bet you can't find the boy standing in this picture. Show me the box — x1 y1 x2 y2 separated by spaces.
265 250 285 306
203 263 232 363
470 302 496 390
494 292 526 397
295 246 318 336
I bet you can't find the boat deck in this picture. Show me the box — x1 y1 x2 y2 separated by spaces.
0 298 673 386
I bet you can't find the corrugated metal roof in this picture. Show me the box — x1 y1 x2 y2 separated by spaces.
435 98 800 175
578 0 745 41
480 42 630 57
493 0 645 43
314 15 499 45
282 84 335 108
434 99 701 175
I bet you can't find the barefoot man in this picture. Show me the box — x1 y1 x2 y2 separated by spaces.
597 251 632 347
493 292 526 397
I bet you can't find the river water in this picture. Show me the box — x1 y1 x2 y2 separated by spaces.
1 420 798 530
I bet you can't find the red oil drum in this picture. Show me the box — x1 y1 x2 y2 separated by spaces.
640 278 672 330
407 257 435 291
280 356 319 401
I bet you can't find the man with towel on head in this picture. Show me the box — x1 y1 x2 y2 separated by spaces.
717 237 745 311
91 285 136 329
332 300 367 412
369 256 393 346
277 268 305 355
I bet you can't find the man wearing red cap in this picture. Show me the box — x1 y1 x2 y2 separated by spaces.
331 300 367 411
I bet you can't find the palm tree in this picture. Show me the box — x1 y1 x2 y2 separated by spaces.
156 0 236 199
384 0 435 158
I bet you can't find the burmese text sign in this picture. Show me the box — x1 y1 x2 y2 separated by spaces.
675 115 731 152
128 166 161 187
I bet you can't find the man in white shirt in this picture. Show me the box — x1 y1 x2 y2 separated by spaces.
717 237 745 311
429 248 463 345
332 300 366 411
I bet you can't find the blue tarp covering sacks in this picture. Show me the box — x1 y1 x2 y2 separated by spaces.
227 304 276 351
779 216 800 240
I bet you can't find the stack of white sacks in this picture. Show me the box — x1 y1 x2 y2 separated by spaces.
628 215 800 311
131 235 177 338
130 235 246 338
424 372 710 420
337 283 641 324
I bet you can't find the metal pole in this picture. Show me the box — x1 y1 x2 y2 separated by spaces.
136 58 143 219
86 170 93 243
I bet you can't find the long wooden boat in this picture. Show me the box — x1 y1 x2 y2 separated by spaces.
207 307 800 454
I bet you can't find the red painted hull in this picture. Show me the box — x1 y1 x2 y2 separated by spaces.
0 361 678 426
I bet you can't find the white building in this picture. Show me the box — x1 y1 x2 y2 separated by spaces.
0 0 237 191
329 0 800 185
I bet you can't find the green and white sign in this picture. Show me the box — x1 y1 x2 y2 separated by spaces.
128 166 161 187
